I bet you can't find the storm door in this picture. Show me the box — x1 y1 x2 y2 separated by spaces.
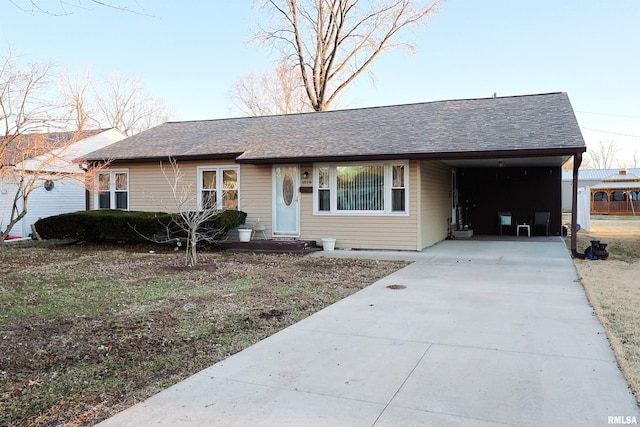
273 165 300 236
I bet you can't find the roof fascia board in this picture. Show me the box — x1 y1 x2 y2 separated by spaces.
85 153 244 165
236 147 587 165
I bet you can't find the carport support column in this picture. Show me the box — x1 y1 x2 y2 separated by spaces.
571 153 583 258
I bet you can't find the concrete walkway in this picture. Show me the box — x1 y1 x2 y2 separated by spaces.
97 239 639 426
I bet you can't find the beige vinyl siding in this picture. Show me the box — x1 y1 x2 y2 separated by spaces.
89 161 223 209
89 162 194 211
300 160 419 250
419 160 452 249
238 164 272 236
93 161 272 234
126 161 199 212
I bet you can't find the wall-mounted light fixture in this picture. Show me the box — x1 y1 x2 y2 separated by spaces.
302 171 309 178
498 161 504 168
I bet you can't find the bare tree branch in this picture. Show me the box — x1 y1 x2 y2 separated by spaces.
58 70 102 132
157 158 226 267
230 63 314 116
587 140 620 169
2 48 169 247
93 72 173 136
1 51 63 246
9 0 151 16
58 70 174 135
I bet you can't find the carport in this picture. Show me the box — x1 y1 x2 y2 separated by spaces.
446 153 586 257
430 108 587 256
449 159 567 237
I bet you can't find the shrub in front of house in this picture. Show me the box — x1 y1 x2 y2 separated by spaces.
34 210 247 243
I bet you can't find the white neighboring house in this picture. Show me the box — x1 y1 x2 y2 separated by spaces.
1 128 125 238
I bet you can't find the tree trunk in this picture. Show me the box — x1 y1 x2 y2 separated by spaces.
185 230 197 267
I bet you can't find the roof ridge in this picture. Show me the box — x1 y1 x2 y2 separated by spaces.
166 92 567 125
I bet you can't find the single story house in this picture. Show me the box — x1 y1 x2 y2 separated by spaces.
1 128 125 238
82 92 586 251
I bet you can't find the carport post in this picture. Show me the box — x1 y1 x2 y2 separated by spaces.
571 152 584 258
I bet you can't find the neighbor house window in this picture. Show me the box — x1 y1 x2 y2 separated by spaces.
314 162 408 215
198 166 239 210
96 170 129 210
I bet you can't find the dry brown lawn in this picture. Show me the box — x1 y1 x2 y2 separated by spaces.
569 215 640 404
0 244 407 427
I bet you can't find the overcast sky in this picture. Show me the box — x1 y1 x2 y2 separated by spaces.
2 0 639 167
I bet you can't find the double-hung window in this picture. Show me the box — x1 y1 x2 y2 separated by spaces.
314 162 408 215
198 166 239 210
96 170 129 210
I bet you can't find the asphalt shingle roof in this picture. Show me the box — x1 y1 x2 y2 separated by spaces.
2 129 104 166
84 92 585 163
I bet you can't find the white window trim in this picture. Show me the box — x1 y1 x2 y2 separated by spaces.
313 161 409 216
95 169 129 210
196 165 240 211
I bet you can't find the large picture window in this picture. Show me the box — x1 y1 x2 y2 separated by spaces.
96 170 128 210
198 166 239 210
314 162 408 215
336 165 384 211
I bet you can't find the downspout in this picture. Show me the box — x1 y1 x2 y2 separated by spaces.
571 153 584 258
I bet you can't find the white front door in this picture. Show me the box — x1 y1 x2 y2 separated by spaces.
273 165 300 236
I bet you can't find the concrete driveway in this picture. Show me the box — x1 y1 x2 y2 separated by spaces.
97 239 639 426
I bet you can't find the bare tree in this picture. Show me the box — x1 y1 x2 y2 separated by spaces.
0 51 66 247
587 140 620 169
93 72 173 136
59 70 101 132
1 51 166 247
256 0 442 112
156 158 226 267
1 52 118 247
230 63 314 116
59 70 174 136
1 51 58 159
